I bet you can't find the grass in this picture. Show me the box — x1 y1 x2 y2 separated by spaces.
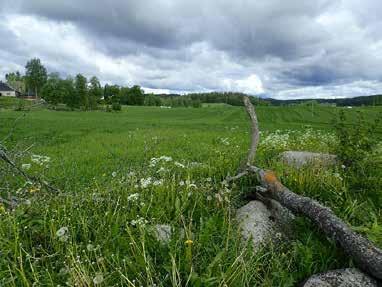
0 99 381 286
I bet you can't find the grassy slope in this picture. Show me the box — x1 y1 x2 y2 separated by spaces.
0 104 381 286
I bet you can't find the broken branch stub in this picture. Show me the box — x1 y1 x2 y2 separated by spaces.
243 96 260 168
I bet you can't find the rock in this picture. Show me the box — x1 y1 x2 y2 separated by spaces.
280 151 337 168
302 268 378 287
236 200 294 249
152 224 172 243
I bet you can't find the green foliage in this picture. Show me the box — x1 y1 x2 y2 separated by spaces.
60 77 77 110
5 71 26 93
88 76 102 109
334 110 380 167
13 99 27 111
119 85 145 105
41 73 61 106
334 109 382 204
25 58 47 98
144 94 163 106
112 101 122 111
75 74 88 110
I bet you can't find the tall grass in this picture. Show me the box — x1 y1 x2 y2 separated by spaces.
0 105 381 286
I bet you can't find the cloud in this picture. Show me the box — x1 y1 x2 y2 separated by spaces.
0 0 382 99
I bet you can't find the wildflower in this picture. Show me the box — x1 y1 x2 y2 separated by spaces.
140 177 152 188
185 239 193 245
31 154 51 166
111 171 117 178
130 216 148 227
87 244 95 252
93 274 104 285
341 164 346 169
21 163 31 170
28 187 40 193
160 155 172 162
157 167 168 173
179 180 185 186
174 162 185 168
206 195 212 201
0 204 5 213
153 179 163 186
127 193 140 202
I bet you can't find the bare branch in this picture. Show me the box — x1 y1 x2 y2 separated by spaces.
243 96 260 167
0 143 58 193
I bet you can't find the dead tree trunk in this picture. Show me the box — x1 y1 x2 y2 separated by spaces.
233 96 382 280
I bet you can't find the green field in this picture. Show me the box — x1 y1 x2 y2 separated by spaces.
0 101 381 286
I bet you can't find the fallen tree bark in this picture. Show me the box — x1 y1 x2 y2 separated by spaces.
234 96 382 281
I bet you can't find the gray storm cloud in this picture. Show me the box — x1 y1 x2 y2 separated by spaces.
1 0 382 98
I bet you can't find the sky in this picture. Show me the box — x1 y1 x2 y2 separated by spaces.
1 0 382 99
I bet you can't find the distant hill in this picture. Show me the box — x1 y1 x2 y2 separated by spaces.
154 92 382 106
266 94 382 106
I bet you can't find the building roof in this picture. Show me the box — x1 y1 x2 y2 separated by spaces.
0 81 15 91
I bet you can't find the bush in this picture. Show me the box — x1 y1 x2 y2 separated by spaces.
112 102 121 111
333 110 382 203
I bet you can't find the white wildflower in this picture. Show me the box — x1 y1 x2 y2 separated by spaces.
160 155 172 162
179 180 185 186
153 179 163 186
31 154 51 166
140 177 152 188
21 164 31 170
87 244 95 252
111 171 117 178
127 193 140 202
174 162 185 168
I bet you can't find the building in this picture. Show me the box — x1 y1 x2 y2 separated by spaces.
0 81 20 97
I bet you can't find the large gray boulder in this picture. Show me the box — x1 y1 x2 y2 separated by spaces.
236 200 295 249
280 151 337 168
302 268 378 287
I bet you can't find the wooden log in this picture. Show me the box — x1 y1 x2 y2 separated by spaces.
255 168 382 280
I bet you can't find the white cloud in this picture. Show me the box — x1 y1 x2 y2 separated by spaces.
1 1 382 99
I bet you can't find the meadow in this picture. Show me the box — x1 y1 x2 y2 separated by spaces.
0 100 381 286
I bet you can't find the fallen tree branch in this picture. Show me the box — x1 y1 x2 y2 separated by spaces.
0 143 59 193
254 167 382 280
233 96 382 280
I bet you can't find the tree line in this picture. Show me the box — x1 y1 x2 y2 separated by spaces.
5 58 270 110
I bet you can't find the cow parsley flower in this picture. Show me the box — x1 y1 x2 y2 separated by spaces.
21 163 31 170
127 193 140 202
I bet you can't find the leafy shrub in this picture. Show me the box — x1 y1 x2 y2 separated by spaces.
333 110 382 203
112 102 121 111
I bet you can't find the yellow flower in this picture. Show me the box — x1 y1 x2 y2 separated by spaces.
0 204 5 213
29 187 40 193
185 239 193 245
